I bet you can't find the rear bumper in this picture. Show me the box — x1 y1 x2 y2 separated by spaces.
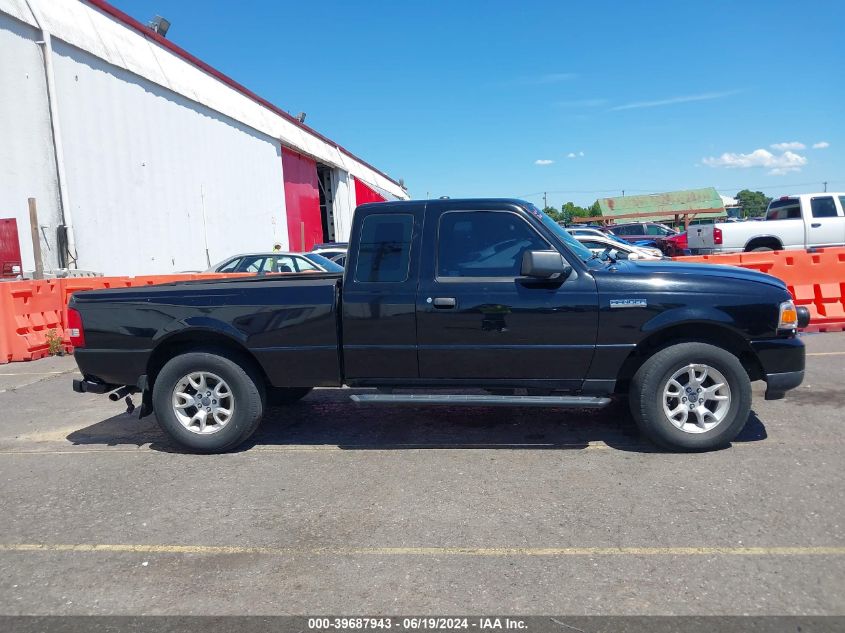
750 337 806 400
72 377 116 394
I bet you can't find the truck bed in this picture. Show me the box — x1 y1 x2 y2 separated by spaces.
71 273 344 389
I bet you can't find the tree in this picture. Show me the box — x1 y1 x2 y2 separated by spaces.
735 190 772 218
558 201 599 225
543 206 564 223
543 202 602 225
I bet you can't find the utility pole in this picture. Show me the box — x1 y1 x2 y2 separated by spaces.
543 192 548 209
823 181 828 192
622 189 625 197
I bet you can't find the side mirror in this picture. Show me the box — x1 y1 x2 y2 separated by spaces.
521 250 572 280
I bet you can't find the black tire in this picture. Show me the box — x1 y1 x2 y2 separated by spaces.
267 387 312 406
152 351 265 453
751 246 774 252
629 342 751 451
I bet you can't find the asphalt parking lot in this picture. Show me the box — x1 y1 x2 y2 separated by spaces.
0 333 843 616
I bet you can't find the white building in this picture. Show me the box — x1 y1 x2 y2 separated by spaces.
0 0 408 276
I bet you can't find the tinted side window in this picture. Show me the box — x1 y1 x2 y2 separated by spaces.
354 214 413 283
811 196 838 218
646 224 669 236
437 211 548 278
612 225 637 235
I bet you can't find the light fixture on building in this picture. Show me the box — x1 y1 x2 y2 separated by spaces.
295 112 307 123
148 16 171 37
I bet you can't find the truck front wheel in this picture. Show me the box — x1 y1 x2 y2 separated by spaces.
629 343 751 451
152 351 265 453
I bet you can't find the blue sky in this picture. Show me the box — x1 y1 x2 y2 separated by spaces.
116 0 843 207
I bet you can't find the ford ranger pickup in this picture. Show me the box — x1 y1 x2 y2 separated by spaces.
70 199 809 453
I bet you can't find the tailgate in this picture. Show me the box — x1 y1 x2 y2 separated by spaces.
687 224 714 251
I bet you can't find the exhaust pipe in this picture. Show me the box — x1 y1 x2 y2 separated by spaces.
108 386 135 402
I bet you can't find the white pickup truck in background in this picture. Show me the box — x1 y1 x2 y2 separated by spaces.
688 192 845 253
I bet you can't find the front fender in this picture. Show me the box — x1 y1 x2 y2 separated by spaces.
641 306 737 334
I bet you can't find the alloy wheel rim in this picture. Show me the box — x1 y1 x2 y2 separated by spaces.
662 363 731 434
171 372 234 434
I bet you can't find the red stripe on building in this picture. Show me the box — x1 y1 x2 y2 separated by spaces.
354 177 387 206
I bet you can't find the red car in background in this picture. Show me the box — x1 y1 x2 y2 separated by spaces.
605 222 688 256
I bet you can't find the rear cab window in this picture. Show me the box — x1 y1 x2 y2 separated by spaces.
766 199 801 220
354 214 414 282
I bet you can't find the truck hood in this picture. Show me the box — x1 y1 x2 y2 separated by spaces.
618 259 787 290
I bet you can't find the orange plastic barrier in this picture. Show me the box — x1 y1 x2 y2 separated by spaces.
1 272 275 363
0 280 69 363
675 247 845 333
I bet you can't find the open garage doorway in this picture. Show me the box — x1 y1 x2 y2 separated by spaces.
316 163 336 244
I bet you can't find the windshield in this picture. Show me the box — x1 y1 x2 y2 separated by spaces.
303 253 344 272
526 204 596 263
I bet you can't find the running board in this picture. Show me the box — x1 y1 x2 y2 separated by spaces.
349 394 610 408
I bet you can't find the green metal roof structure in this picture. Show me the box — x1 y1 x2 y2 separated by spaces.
596 187 726 223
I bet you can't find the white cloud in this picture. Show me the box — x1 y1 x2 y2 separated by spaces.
813 141 830 149
702 148 808 176
771 141 805 151
566 151 585 159
534 159 554 166
578 151 584 157
610 90 739 111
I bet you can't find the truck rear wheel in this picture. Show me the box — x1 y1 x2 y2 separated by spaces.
152 351 265 453
629 343 751 451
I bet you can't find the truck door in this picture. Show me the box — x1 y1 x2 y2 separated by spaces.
341 205 424 381
806 195 845 247
415 201 598 389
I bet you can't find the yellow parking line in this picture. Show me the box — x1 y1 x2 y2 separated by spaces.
0 543 842 557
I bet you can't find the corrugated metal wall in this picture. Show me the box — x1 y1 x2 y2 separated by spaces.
0 0 408 275
48 40 289 275
0 12 63 273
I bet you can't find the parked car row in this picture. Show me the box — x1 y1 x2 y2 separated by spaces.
562 222 689 257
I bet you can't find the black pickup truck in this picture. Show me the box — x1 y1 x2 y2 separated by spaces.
70 198 809 453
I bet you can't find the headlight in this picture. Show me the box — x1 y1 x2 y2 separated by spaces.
778 300 799 329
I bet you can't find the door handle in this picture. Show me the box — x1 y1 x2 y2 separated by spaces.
431 297 456 309
811 223 821 228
